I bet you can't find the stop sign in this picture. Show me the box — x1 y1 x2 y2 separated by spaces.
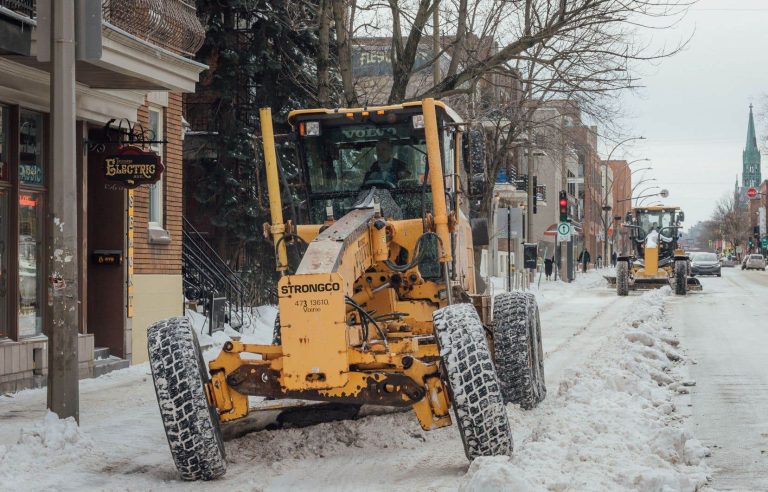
747 187 758 199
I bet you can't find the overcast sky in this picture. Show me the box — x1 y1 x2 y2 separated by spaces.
614 0 768 228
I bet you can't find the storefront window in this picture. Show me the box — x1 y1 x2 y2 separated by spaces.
19 111 44 187
0 190 8 338
18 191 42 337
148 107 164 226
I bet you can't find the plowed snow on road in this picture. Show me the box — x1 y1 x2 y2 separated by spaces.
0 271 710 491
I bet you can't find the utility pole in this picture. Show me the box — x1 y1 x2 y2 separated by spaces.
47 0 80 421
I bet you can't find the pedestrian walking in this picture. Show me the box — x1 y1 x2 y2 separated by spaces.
611 251 617 267
544 256 554 280
578 249 590 273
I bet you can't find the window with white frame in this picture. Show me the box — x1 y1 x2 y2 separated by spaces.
148 107 164 227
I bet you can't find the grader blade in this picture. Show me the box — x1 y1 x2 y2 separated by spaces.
633 277 672 290
220 400 400 439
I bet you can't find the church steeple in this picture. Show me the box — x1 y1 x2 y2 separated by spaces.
743 104 761 188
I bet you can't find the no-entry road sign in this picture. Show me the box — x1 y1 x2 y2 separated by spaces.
747 187 758 199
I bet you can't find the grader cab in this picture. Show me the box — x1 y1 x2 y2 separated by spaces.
607 206 701 295
146 99 547 480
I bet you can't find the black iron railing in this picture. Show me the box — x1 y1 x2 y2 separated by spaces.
182 217 247 331
0 0 205 57
0 0 34 17
102 0 205 56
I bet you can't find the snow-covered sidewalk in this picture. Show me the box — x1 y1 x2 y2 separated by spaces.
0 275 710 491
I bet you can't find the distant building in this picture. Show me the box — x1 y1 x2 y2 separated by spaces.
742 104 762 189
606 160 632 253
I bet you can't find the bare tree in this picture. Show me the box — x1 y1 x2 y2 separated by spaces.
709 193 752 250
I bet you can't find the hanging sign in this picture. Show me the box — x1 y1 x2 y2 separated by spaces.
104 145 163 188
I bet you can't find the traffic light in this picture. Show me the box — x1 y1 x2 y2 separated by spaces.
532 175 538 214
559 191 568 222
748 238 754 249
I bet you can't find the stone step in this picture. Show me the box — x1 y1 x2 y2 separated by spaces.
94 346 111 360
92 355 130 378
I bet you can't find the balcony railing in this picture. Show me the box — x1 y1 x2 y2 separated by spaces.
1 0 205 58
102 0 205 57
0 0 34 18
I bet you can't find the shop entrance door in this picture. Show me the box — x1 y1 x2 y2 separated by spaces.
87 131 127 357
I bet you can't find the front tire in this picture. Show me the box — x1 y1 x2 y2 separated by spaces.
491 292 546 409
674 260 687 296
148 317 227 481
433 303 513 460
616 261 629 296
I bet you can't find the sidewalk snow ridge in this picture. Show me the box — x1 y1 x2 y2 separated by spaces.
0 411 93 481
461 286 711 492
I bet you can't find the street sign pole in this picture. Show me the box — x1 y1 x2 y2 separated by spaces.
47 0 80 422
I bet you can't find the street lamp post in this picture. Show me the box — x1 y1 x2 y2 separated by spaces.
631 178 657 201
614 161 650 254
602 137 645 263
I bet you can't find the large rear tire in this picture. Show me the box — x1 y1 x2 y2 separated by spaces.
491 292 546 409
148 317 227 481
433 303 514 460
616 261 629 296
674 260 687 296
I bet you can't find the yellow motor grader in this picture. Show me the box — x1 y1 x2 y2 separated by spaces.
147 99 547 480
606 206 701 296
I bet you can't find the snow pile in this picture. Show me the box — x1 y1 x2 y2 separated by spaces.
461 457 544 492
461 287 711 492
188 305 276 349
0 411 93 482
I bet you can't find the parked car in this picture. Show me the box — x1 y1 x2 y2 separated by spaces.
742 254 766 270
690 252 721 277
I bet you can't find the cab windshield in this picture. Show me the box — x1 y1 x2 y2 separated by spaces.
303 123 428 193
637 211 675 234
298 118 455 223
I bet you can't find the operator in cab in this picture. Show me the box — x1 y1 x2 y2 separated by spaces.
646 222 673 247
362 138 410 187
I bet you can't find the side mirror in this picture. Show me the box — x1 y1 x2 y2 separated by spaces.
625 212 632 223
463 128 486 197
678 211 685 222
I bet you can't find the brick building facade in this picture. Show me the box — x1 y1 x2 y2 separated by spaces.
607 160 632 254
0 2 205 392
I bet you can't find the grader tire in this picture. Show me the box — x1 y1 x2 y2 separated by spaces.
147 317 227 481
616 261 630 296
674 260 687 296
491 292 546 409
433 303 514 460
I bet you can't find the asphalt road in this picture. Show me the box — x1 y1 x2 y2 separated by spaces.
668 267 768 490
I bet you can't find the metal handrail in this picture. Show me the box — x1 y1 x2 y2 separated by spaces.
182 217 247 331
